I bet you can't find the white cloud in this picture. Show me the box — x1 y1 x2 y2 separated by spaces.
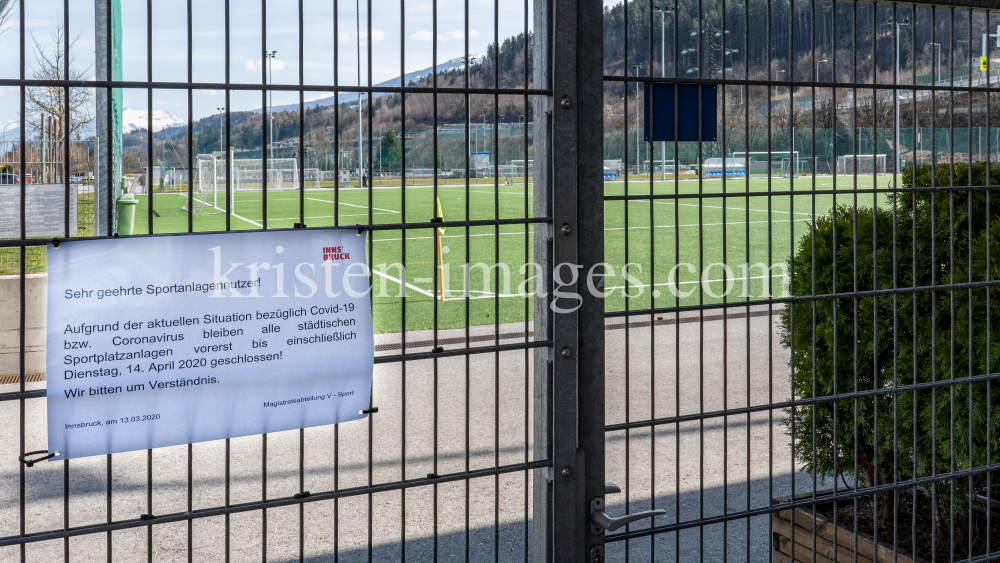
339 30 385 44
409 29 478 42
246 58 286 73
197 89 221 97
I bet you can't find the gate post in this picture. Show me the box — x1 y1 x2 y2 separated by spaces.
532 0 604 560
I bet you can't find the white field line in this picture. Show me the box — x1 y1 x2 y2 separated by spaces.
373 273 526 301
177 195 804 234
603 219 787 231
266 213 372 221
305 198 401 214
371 272 784 301
371 218 798 242
182 194 263 227
373 231 529 242
435 188 534 196
370 269 436 298
641 198 815 217
604 272 785 291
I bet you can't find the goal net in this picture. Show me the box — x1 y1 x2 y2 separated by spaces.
188 154 306 215
233 159 299 192
186 152 228 215
304 168 322 189
837 154 888 176
780 156 812 176
731 151 797 175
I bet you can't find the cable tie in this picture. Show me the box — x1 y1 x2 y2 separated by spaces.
431 217 443 223
432 346 444 354
293 223 307 229
427 473 437 479
19 450 57 467
293 491 311 499
362 406 379 415
140 514 155 521
51 238 59 249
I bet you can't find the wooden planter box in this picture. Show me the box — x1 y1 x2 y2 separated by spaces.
772 492 930 563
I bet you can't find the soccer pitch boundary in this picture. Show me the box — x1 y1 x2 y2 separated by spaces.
170 191 811 237
128 180 874 330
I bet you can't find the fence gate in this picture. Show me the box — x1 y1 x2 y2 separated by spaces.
4 0 1000 561
595 0 1000 561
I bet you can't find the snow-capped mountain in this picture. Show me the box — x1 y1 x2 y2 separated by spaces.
264 51 489 114
120 109 186 134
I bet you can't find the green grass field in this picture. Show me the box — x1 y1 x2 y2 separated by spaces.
88 176 893 332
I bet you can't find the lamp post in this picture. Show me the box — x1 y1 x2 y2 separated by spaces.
930 42 941 84
889 16 909 175
265 50 277 161
816 59 828 81
653 4 674 180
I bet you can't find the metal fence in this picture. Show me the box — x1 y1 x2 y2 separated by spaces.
3 0 1000 561
602 0 1000 562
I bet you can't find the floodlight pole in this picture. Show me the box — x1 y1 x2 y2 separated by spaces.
653 6 673 181
217 107 225 152
265 50 277 161
633 64 640 175
356 0 363 186
891 17 909 176
2 123 13 170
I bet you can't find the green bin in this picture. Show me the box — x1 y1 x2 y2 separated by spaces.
116 193 137 235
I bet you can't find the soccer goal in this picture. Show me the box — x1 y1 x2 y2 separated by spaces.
837 154 888 176
185 151 229 215
304 168 322 189
731 151 798 175
233 159 300 192
780 156 813 176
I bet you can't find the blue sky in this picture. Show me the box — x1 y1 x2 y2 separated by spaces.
0 0 538 130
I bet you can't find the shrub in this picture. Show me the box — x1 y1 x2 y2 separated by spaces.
783 163 1000 542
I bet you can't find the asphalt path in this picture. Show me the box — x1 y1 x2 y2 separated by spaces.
0 304 823 562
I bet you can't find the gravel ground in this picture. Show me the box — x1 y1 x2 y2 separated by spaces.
0 305 823 562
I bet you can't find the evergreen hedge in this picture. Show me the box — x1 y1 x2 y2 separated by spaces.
781 162 1000 537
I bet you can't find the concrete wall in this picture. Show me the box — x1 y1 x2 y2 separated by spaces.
0 273 46 376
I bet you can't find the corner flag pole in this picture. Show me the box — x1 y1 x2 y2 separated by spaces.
435 197 446 301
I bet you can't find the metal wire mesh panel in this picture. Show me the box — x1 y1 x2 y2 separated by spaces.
602 0 1000 561
0 0 551 560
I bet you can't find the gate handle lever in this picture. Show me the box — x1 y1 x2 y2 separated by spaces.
590 497 666 533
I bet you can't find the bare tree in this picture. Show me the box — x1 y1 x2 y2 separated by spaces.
23 23 95 140
855 90 895 130
0 0 13 40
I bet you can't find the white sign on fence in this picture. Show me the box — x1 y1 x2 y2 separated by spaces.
0 184 78 237
46 229 374 460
